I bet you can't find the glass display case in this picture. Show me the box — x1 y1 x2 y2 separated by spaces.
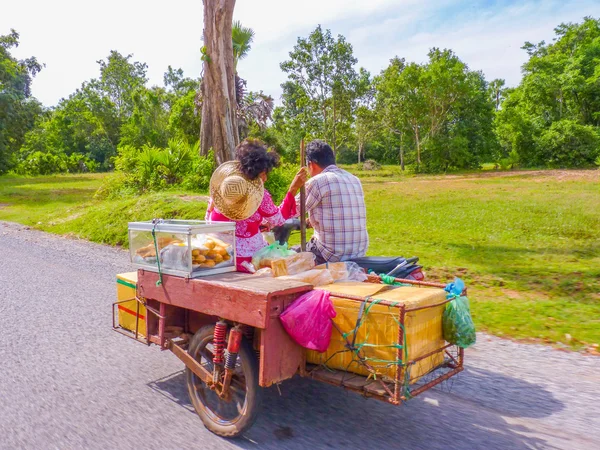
128 219 236 278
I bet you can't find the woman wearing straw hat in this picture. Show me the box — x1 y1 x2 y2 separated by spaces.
206 139 307 272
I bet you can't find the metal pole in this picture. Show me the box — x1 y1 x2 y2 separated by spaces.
300 139 307 251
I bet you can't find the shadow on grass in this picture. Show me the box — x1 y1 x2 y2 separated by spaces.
0 187 97 207
148 367 563 449
445 242 600 292
0 175 101 187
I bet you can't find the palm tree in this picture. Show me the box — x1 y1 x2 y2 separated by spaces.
232 21 255 70
232 21 254 109
231 21 273 138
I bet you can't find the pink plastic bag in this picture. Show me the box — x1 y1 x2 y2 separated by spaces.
279 290 336 353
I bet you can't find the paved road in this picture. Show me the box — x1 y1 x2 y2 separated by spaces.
1 221 599 450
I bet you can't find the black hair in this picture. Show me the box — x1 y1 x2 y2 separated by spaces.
235 138 281 180
305 140 336 168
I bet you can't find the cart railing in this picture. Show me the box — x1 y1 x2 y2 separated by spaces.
307 273 465 405
113 271 465 406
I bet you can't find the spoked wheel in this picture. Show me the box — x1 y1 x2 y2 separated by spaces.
186 325 262 438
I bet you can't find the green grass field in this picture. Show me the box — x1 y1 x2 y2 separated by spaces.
1 169 599 350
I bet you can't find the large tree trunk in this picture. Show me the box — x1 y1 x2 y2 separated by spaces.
200 0 239 165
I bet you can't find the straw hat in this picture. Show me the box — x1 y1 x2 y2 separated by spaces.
209 161 264 221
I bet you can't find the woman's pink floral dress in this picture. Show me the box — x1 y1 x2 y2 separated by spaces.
205 191 297 272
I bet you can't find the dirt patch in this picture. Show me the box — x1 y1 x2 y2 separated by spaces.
48 212 85 226
177 195 209 202
0 203 9 209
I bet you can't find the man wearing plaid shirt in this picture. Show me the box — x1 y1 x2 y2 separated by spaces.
297 140 369 263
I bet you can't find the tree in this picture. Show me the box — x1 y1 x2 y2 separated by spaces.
497 17 600 167
19 82 120 170
97 51 148 119
375 50 496 172
280 25 365 155
200 0 239 164
229 21 274 140
120 87 171 149
489 79 506 111
0 29 43 173
232 20 254 70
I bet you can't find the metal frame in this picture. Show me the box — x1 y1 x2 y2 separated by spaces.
114 272 465 407
308 275 465 405
128 219 237 278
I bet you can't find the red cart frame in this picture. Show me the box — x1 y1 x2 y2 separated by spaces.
113 269 464 436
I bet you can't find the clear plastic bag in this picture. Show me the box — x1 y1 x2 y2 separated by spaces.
262 231 276 245
443 278 476 348
279 289 336 352
254 267 273 277
279 269 335 287
251 242 296 270
315 262 367 282
271 252 316 277
160 243 189 271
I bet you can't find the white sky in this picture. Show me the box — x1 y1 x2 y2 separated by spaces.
3 0 600 107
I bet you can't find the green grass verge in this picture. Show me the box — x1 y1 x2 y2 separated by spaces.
0 174 208 246
1 169 599 350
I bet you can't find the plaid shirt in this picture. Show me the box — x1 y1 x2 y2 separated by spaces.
297 165 368 262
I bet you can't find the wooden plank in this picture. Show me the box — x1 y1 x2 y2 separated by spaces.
342 375 371 389
181 271 311 296
138 270 270 328
310 368 346 385
364 381 391 396
259 293 306 387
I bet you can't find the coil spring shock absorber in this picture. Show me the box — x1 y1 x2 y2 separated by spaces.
212 320 227 385
221 326 243 396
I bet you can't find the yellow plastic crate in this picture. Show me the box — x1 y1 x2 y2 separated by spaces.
116 272 146 337
306 282 446 384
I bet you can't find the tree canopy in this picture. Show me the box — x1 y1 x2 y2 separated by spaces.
2 16 600 178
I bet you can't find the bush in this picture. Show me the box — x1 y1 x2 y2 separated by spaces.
65 153 99 173
159 139 195 185
98 141 214 197
113 145 141 173
94 172 137 200
15 151 66 175
265 163 297 203
362 159 381 171
181 151 216 192
537 120 600 168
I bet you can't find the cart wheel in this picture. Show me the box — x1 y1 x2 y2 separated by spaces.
186 324 262 438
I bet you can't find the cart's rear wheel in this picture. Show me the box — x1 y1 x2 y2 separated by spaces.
186 324 261 438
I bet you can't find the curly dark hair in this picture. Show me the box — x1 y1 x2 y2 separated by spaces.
235 138 281 180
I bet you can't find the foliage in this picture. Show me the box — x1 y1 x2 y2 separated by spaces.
6 17 600 175
120 87 171 149
101 140 213 196
181 150 215 192
264 163 297 203
237 91 275 139
278 25 369 157
374 50 497 172
497 17 600 168
3 170 599 348
97 51 148 119
537 120 600 168
232 21 255 70
0 29 44 173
